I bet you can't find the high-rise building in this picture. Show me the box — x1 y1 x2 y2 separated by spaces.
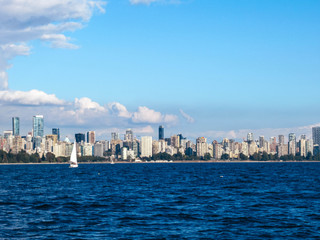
52 128 60 141
288 133 296 155
171 135 180 148
299 139 306 157
259 136 265 148
247 133 254 143
141 136 152 157
278 135 285 144
196 137 208 157
87 131 95 144
111 132 120 141
75 133 85 143
312 127 320 146
159 125 164 140
125 129 133 141
33 115 44 138
12 117 20 136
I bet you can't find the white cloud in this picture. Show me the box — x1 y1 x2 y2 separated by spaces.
0 44 30 89
179 109 195 123
0 89 65 105
132 106 163 123
133 125 155 134
0 0 106 89
132 106 177 124
74 97 106 112
108 102 132 118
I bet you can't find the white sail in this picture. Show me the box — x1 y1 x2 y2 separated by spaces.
70 142 78 168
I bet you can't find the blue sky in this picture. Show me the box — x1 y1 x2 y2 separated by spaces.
1 0 320 141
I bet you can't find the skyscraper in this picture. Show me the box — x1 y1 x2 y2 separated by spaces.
141 136 152 157
52 128 60 141
247 133 254 143
12 117 20 136
288 133 296 155
312 127 320 146
125 129 133 141
87 131 95 144
278 135 285 144
75 133 85 143
111 132 120 141
159 125 164 140
33 115 44 137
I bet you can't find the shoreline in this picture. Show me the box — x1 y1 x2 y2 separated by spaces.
1 160 320 165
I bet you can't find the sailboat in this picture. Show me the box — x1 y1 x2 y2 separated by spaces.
69 142 78 168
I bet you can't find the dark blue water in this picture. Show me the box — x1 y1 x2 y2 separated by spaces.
1 163 320 239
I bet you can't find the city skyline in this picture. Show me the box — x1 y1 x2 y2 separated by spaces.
0 1 319 141
1 115 319 145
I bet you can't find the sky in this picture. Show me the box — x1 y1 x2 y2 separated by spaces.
0 0 319 142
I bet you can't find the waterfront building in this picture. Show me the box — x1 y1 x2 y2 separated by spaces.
111 132 120 141
45 138 53 153
159 125 164 140
240 141 249 157
306 139 313 156
299 139 306 157
121 147 128 160
132 140 139 156
33 115 44 138
278 135 285 145
12 136 23 154
87 131 95 144
270 137 277 153
312 127 320 146
52 128 60 141
277 143 288 157
247 133 254 143
111 139 122 156
94 142 104 157
53 142 66 157
33 136 43 149
159 139 166 153
75 133 85 143
141 136 152 157
127 150 135 160
82 143 93 156
288 133 296 155
259 136 265 149
46 134 58 145
65 142 73 157
12 117 20 136
248 141 258 156
152 140 160 155
196 137 208 157
171 135 180 148
125 129 133 141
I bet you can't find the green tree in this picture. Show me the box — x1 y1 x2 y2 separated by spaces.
221 153 229 160
261 151 269 161
239 153 248 160
204 153 211 160
46 152 55 163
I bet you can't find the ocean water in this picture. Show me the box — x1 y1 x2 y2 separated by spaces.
0 162 320 239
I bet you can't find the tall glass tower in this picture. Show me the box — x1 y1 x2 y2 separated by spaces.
52 128 60 141
12 117 20 136
312 127 320 145
33 115 44 137
159 125 164 140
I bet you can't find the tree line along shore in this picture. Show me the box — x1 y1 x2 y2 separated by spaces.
1 150 320 164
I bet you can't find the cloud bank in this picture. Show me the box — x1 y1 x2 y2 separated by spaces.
0 0 180 138
0 0 106 89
